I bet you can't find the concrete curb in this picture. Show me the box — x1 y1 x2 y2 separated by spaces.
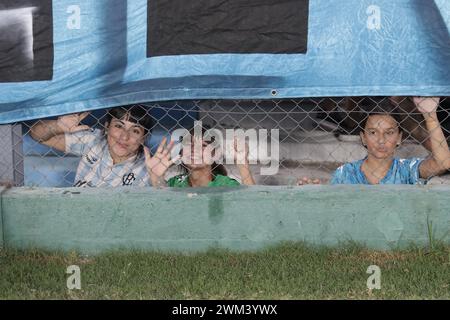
1 186 450 254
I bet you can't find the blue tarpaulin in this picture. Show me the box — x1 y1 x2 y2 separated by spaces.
0 0 449 124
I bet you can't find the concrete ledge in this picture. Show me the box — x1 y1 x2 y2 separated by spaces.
1 186 450 254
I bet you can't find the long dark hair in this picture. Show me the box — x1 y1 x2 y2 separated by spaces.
359 99 402 134
104 104 154 158
179 126 228 178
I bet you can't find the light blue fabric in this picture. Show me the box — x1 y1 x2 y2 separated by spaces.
1 0 450 124
331 158 425 185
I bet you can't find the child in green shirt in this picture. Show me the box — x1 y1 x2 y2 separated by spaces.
167 171 241 187
145 127 255 188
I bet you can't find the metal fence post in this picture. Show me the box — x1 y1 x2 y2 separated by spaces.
0 124 24 186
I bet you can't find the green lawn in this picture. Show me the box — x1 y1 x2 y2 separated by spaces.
0 243 449 299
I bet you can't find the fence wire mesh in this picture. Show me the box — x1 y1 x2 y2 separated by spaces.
1 96 449 188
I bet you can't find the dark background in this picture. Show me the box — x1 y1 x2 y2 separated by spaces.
147 0 309 57
0 0 53 82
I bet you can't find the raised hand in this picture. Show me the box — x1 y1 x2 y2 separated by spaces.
234 137 249 166
144 137 180 178
233 137 256 185
57 112 90 133
413 97 440 115
413 96 450 179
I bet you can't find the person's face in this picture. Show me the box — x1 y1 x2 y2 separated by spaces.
106 117 146 162
181 136 215 170
360 115 402 160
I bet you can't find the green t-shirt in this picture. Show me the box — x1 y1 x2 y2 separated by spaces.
167 174 240 188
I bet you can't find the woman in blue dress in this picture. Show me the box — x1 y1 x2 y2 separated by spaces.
331 97 450 185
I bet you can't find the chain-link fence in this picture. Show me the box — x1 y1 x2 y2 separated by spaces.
1 96 449 188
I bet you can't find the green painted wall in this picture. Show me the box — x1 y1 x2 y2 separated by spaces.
1 186 449 254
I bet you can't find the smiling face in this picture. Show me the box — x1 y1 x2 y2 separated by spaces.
360 114 402 160
181 136 214 170
106 117 146 164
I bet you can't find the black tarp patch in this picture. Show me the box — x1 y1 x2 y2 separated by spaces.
0 0 53 82
147 0 309 57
